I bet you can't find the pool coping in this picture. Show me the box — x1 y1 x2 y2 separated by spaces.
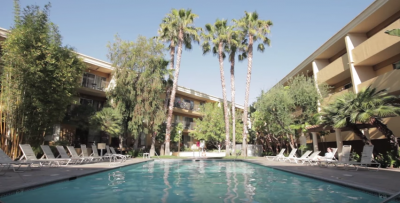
0 159 153 199
242 160 394 200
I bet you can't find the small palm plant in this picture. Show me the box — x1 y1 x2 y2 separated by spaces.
91 107 123 139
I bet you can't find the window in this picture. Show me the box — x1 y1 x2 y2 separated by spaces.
82 73 107 91
80 98 93 105
343 83 353 90
393 61 400 70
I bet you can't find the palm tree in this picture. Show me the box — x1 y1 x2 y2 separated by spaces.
318 95 372 146
91 107 123 147
344 86 400 156
201 19 232 156
163 9 200 155
225 25 242 155
234 11 273 156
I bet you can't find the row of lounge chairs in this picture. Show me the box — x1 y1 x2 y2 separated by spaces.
0 144 131 175
266 145 381 171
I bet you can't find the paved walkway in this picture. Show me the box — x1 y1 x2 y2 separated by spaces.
0 158 151 196
246 158 400 196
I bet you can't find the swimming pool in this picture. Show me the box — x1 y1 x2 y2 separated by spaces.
0 160 389 202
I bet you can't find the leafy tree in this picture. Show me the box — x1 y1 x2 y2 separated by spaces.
63 105 96 131
133 51 168 156
0 1 86 158
201 19 232 156
190 103 226 149
162 9 201 155
171 122 184 153
91 107 123 138
234 11 273 156
254 85 294 151
107 36 166 150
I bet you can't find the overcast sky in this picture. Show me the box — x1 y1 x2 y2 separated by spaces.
0 0 374 105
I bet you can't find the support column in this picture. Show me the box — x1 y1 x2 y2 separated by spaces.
345 34 376 93
311 132 319 152
312 60 329 112
335 129 343 160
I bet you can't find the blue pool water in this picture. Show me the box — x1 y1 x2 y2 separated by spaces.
1 160 388 203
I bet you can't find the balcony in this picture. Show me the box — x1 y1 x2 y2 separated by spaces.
352 19 400 66
174 101 201 112
317 53 349 83
173 121 196 130
358 69 400 94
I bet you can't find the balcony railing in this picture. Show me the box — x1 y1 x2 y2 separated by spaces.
173 121 196 130
81 76 109 91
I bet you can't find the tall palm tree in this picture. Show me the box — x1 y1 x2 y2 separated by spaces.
163 9 200 155
201 19 231 156
225 25 242 155
344 86 400 156
234 11 273 156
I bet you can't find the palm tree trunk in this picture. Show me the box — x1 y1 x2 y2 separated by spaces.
230 53 236 155
165 30 183 155
349 124 372 145
242 35 254 157
369 117 399 157
169 42 175 71
218 42 231 157
150 132 156 157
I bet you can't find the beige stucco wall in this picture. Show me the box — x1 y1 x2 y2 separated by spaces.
358 69 400 94
352 19 400 66
317 53 349 83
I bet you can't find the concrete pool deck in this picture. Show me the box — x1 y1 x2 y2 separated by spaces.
0 157 399 199
0 158 152 197
245 158 400 197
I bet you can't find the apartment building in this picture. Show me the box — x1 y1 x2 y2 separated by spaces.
0 27 243 149
275 0 400 154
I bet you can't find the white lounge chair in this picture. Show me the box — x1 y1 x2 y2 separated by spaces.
19 144 59 167
266 149 286 161
90 144 108 161
67 146 89 163
289 150 312 164
80 144 101 162
281 148 298 162
300 151 321 165
55 146 85 164
317 148 338 167
349 145 380 171
40 145 74 166
106 146 127 160
110 147 131 159
0 148 32 175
